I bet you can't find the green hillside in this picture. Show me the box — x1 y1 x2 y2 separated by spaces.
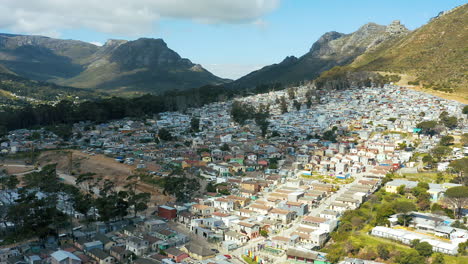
320 4 468 97
0 73 104 103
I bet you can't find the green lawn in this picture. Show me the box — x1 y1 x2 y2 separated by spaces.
400 172 455 183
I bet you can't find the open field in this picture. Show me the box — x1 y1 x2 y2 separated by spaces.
35 150 174 206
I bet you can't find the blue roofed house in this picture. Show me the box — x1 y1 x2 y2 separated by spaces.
50 251 81 264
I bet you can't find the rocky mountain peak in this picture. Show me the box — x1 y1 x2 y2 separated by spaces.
386 20 409 34
280 56 299 65
309 31 345 52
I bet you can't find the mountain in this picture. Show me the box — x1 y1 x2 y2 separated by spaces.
0 34 228 94
229 22 408 89
348 4 468 96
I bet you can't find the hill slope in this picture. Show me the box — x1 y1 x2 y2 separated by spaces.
323 4 468 96
229 22 408 89
0 34 228 94
0 72 103 104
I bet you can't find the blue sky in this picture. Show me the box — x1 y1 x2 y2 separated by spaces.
0 0 465 79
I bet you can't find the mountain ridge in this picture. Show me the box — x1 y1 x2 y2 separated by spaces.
0 34 228 94
228 21 408 89
317 4 468 98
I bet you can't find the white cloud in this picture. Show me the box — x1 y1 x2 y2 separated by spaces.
0 0 280 37
204 63 265 80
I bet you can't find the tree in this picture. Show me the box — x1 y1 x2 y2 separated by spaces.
397 185 406 195
325 248 344 264
430 146 451 161
415 241 433 257
293 100 301 111
255 104 270 138
230 101 255 125
306 98 312 108
431 253 445 264
439 135 454 146
190 117 200 132
0 176 19 202
394 201 416 226
322 130 337 142
206 182 216 193
260 230 268 237
463 105 468 115
449 158 468 185
280 96 288 114
220 143 230 151
444 186 468 218
441 116 458 129
459 241 467 255
417 182 429 190
461 133 468 146
417 121 438 136
158 128 173 141
422 155 434 165
396 250 425 264
125 175 151 217
377 244 390 260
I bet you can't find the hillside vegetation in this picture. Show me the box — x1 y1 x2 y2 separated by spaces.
319 4 467 98
0 73 103 102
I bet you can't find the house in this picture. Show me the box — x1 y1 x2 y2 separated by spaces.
144 219 166 232
158 205 177 220
249 204 271 215
279 201 308 216
384 180 418 193
292 228 329 248
155 229 177 240
0 248 19 264
180 243 215 261
240 182 261 195
126 237 149 256
88 249 114 264
286 248 329 263
50 251 81 264
81 241 103 252
301 216 338 232
213 198 235 211
329 202 350 213
109 246 132 263
371 226 460 255
224 231 249 245
164 248 189 263
269 208 295 224
93 234 116 250
237 222 260 239
190 204 215 217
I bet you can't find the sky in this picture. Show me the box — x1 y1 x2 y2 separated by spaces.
0 0 465 79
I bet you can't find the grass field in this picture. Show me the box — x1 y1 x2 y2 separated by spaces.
400 172 456 183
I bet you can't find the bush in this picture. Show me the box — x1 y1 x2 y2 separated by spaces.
377 244 390 260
